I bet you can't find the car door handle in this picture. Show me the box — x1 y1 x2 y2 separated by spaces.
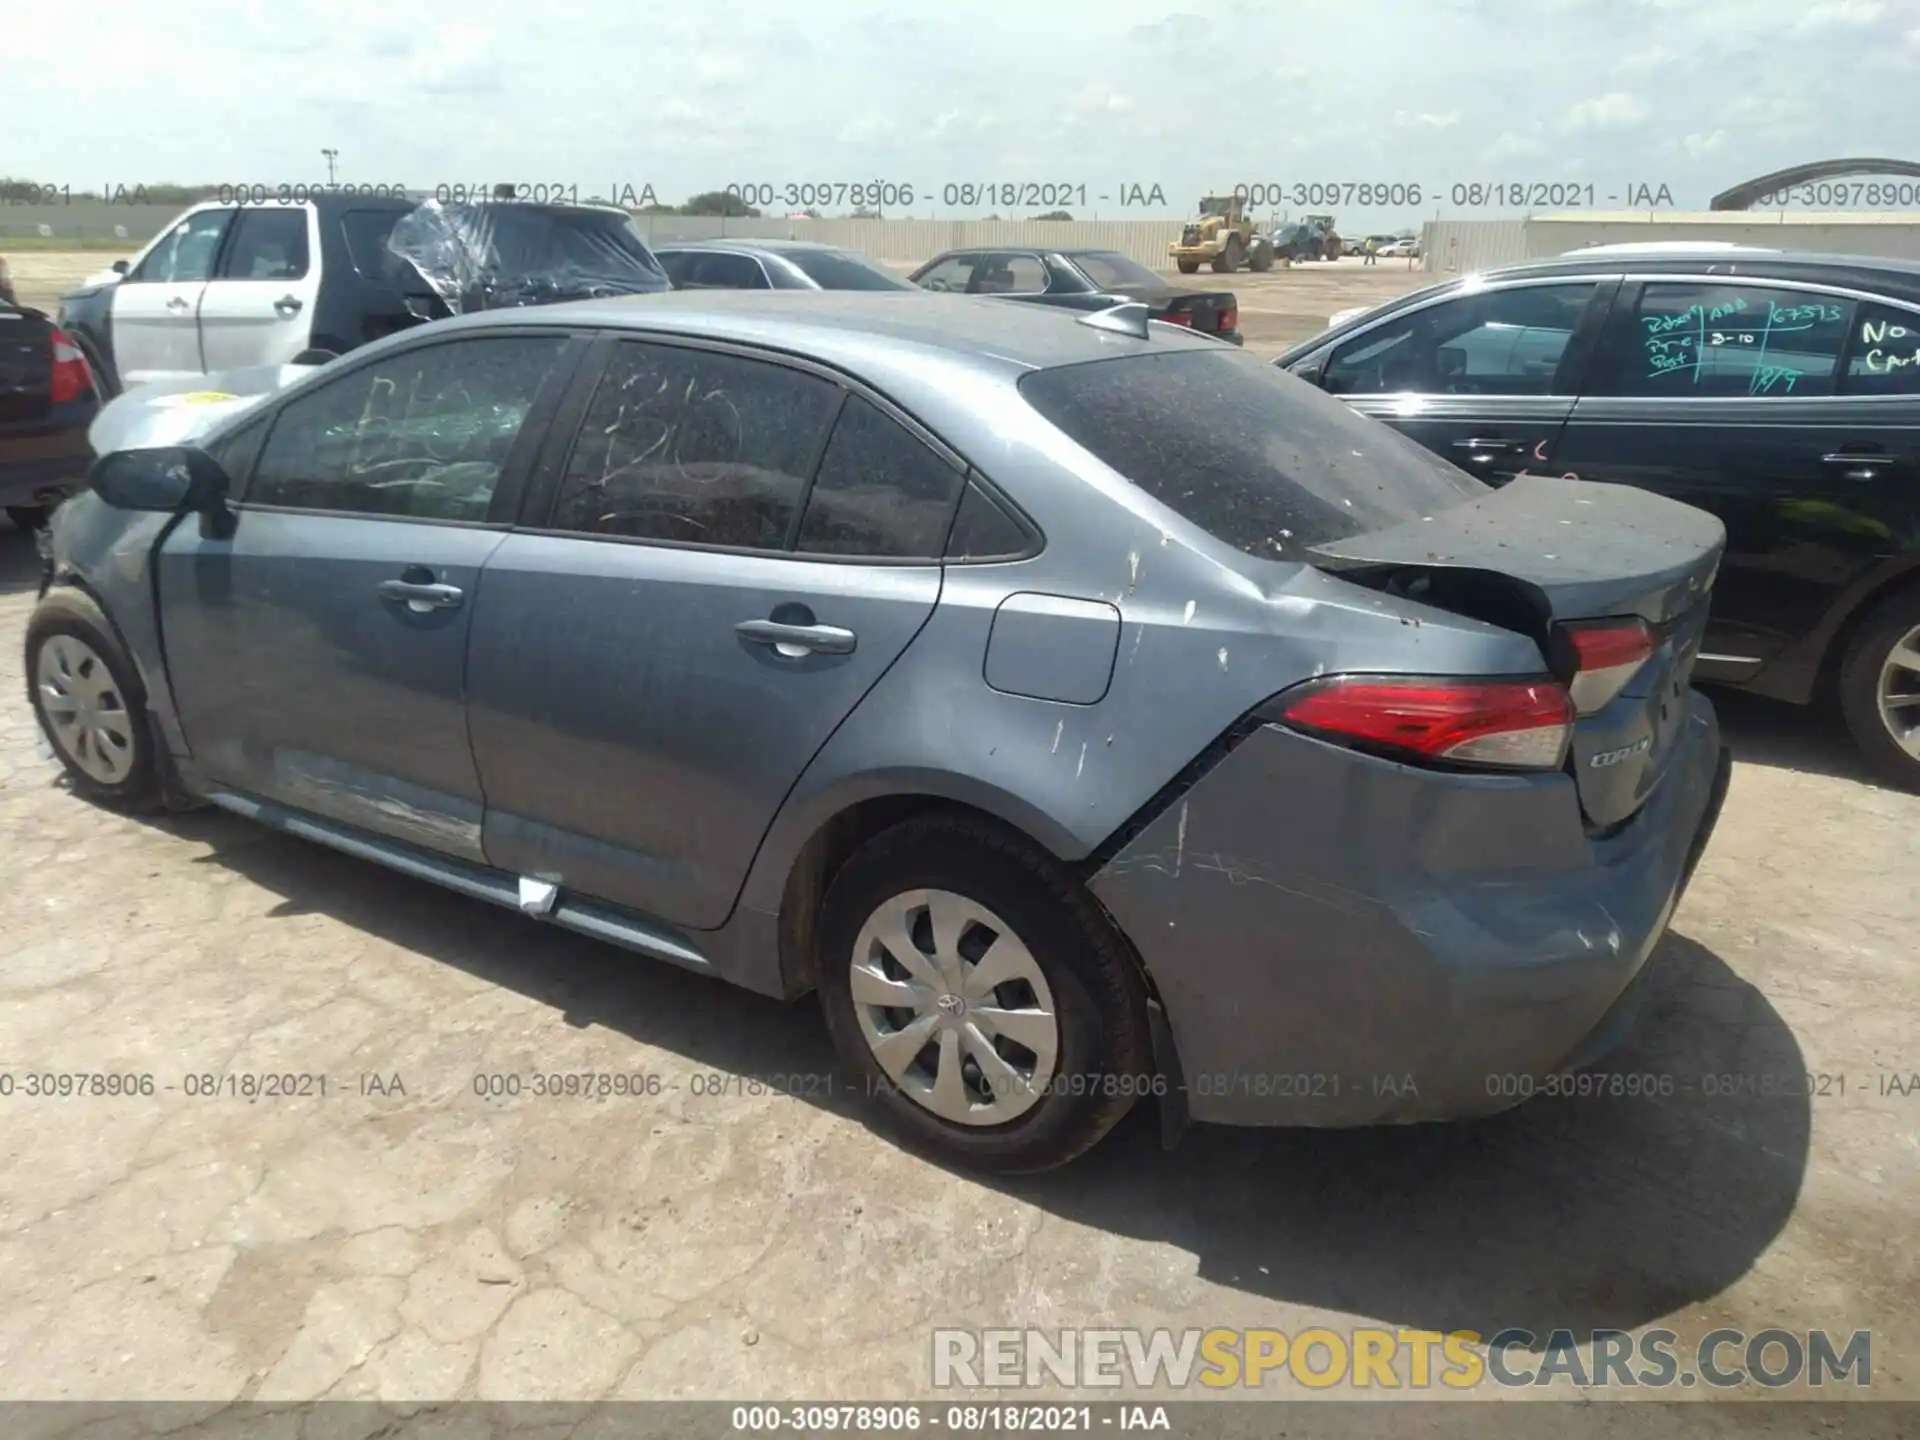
735 619 857 657
274 294 304 316
376 579 464 611
165 296 192 311
1821 450 1889 481
1451 436 1529 456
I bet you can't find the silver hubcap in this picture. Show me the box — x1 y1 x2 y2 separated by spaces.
1878 624 1920 761
35 635 137 785
849 888 1060 1127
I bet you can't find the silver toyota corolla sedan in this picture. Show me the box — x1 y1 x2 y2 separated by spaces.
26 290 1731 1171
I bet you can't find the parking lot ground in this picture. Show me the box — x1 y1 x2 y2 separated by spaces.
3 524 1918 1415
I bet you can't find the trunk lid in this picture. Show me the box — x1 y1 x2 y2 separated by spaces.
1307 474 1725 827
1105 282 1238 336
0 306 53 427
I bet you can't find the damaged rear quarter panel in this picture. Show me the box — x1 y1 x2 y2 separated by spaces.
736 366 1546 914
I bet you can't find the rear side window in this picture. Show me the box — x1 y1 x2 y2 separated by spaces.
1603 283 1854 398
794 396 966 558
1846 303 1920 395
218 207 310 280
1019 349 1483 559
551 341 842 548
783 249 912 291
340 209 410 279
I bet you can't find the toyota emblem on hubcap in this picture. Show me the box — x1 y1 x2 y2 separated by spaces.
936 993 967 1018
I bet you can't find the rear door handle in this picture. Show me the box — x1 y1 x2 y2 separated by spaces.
735 619 857 657
165 295 192 312
1821 450 1890 481
377 579 464 612
1451 436 1529 457
274 294 304 316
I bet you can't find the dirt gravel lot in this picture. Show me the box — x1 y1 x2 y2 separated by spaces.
1 249 1917 1427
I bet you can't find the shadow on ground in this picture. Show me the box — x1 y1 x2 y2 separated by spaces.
114 799 1811 1351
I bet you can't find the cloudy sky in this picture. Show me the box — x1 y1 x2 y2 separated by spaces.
5 0 1918 225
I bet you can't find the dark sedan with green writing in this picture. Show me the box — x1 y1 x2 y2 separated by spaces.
1278 249 1920 790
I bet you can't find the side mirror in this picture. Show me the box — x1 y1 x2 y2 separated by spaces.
111 259 130 276
88 447 234 533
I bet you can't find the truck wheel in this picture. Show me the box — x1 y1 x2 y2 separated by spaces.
1838 588 1920 793
1248 241 1274 273
1175 259 1200 274
1211 239 1243 274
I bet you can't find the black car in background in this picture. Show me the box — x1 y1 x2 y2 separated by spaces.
1278 249 1920 788
908 247 1242 345
652 239 914 290
1 299 100 531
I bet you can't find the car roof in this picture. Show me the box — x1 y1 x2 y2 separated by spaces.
654 238 856 255
419 288 1223 374
1469 248 1920 298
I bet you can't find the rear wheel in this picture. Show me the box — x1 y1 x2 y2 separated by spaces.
6 504 51 532
1175 258 1200 274
1838 590 1920 792
816 813 1151 1172
1211 238 1243 274
25 590 159 808
1248 240 1274 273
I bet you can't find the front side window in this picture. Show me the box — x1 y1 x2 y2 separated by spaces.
1021 348 1483 561
551 341 842 547
1323 282 1597 396
218 207 310 281
248 336 569 521
1845 302 1920 395
794 396 967 558
1601 283 1855 398
128 209 233 284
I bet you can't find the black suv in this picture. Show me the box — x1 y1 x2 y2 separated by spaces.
1278 248 1920 789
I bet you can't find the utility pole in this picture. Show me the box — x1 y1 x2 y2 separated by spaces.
321 149 339 184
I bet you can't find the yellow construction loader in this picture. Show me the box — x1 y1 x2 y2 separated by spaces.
1168 194 1275 275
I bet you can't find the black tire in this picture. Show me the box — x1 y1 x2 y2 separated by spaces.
1248 241 1274 273
1837 588 1920 793
24 588 161 809
1175 258 1200 275
816 812 1152 1173
6 504 51 532
1211 239 1242 274
291 348 340 366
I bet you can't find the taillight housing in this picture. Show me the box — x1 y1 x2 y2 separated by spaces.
1552 619 1655 714
1269 675 1574 771
1218 304 1238 332
1157 310 1193 327
49 327 93 406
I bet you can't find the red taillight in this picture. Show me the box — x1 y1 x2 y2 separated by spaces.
1218 305 1238 332
1275 675 1574 771
1158 310 1193 327
1558 619 1655 714
49 327 93 406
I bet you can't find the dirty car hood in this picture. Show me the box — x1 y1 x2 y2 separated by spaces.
88 362 321 455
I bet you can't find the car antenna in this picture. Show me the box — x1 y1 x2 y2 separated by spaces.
1079 301 1152 340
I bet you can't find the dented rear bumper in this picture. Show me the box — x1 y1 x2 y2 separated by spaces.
1088 693 1727 1128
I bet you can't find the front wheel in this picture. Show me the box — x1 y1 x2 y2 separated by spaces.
1838 590 1920 792
1175 258 1200 274
25 589 160 808
817 813 1152 1172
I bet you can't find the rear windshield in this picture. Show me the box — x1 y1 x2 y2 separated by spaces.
468 207 667 280
1018 349 1484 558
1073 251 1163 290
784 249 912 290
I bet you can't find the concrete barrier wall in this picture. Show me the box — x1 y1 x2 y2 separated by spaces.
1419 213 1920 274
